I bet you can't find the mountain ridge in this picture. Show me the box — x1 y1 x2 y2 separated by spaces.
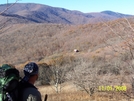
0 3 133 24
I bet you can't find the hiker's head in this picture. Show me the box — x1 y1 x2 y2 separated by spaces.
23 62 39 83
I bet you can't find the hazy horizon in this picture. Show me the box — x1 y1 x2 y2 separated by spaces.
0 0 134 15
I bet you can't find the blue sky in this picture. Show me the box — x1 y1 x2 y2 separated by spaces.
0 0 134 15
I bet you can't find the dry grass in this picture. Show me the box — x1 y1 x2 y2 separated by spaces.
45 92 90 101
36 67 134 101
38 84 132 101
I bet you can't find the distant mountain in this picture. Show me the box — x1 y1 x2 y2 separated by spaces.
0 3 133 24
101 10 130 18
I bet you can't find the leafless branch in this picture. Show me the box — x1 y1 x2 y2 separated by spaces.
0 0 19 15
124 17 134 32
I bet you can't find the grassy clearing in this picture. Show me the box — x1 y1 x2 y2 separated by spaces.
38 83 133 101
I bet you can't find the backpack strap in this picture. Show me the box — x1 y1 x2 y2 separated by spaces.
18 80 37 101
19 80 37 89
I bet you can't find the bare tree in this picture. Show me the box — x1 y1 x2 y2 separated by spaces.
65 56 132 101
44 55 73 93
0 0 19 28
0 0 19 15
49 64 70 93
0 0 20 64
100 16 134 100
67 60 102 96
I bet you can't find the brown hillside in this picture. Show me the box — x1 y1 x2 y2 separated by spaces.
0 17 134 65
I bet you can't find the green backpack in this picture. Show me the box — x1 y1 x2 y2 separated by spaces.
0 64 20 101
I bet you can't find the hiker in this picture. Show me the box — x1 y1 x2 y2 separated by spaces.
19 62 42 101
